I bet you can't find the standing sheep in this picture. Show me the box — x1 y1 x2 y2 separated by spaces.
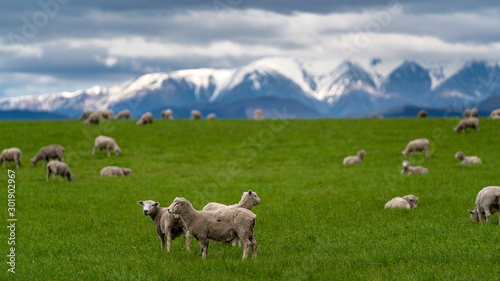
100 166 132 176
470 108 478 117
84 111 102 125
254 109 263 120
161 109 173 120
384 195 419 209
469 186 500 224
455 152 482 164
137 112 153 125
78 110 94 120
417 110 427 118
401 161 428 174
454 117 479 133
46 160 74 181
402 138 430 157
343 150 366 165
137 200 190 252
93 136 121 156
207 113 216 120
115 110 131 119
191 110 202 120
31 145 65 168
99 109 114 119
0 148 22 169
167 197 257 259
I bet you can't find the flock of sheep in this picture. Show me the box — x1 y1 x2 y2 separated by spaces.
1 106 499 260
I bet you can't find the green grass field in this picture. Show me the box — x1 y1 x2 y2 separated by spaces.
1 117 499 280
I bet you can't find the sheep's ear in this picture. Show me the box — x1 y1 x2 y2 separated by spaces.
468 209 474 214
248 190 253 195
137 201 144 206
154 202 160 207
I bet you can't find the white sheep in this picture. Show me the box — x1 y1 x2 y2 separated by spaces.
401 160 428 174
137 200 190 252
489 109 500 119
46 160 74 181
137 112 153 125
202 190 261 212
84 111 101 125
78 110 95 120
167 197 257 259
99 109 114 119
92 136 121 156
206 113 216 120
469 186 500 224
115 110 131 119
384 195 419 209
470 108 478 117
417 110 427 118
254 109 263 120
463 109 471 118
454 117 479 133
100 166 132 176
402 138 430 157
161 109 173 120
31 145 65 168
455 151 482 165
0 148 22 169
343 150 366 165
191 110 202 120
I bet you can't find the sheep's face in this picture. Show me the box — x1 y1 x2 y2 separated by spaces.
167 198 186 215
455 152 464 160
469 209 480 222
453 126 460 133
68 174 74 182
30 158 36 167
402 151 408 157
358 150 366 159
114 147 122 156
402 161 410 168
403 195 418 209
123 168 132 175
138 200 159 216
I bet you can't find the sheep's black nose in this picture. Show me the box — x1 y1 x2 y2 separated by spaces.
167 208 171 213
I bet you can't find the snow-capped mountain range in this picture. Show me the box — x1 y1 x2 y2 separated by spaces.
1 57 500 118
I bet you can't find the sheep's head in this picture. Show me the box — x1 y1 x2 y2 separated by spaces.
123 168 132 175
30 158 36 167
168 197 188 215
455 152 464 160
68 173 74 182
402 150 408 157
402 161 410 168
243 190 261 206
137 200 159 216
469 209 480 222
114 147 122 156
358 150 366 159
403 195 418 209
453 125 460 133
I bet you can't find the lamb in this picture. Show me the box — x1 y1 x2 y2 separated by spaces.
463 109 471 118
137 200 190 252
401 160 428 174
343 150 366 165
92 136 121 156
0 148 22 169
191 110 202 120
384 195 419 209
207 113 216 120
84 111 101 125
254 109 263 120
46 160 74 181
402 138 430 157
455 151 482 164
161 109 173 120
470 108 478 117
454 117 479 133
167 197 257 259
203 191 261 212
78 110 95 120
99 109 114 119
136 112 153 125
115 110 131 119
489 109 500 119
31 145 65 168
417 110 427 118
100 166 132 176
469 186 500 224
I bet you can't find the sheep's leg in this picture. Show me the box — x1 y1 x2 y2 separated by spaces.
42 159 46 168
92 146 96 155
182 226 190 251
7 161 10 168
250 236 257 258
242 241 250 260
199 238 209 259
107 148 111 157
46 169 51 181
425 148 430 157
484 209 492 223
15 158 20 169
166 232 172 252
53 174 57 182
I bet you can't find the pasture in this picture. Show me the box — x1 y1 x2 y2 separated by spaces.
1 117 499 280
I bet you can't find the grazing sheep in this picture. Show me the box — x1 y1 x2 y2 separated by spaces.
417 110 427 118
402 138 430 157
137 112 153 125
84 111 101 125
343 150 366 165
384 195 419 209
254 109 263 120
463 109 471 118
167 197 257 259
100 166 132 176
46 160 74 181
469 186 500 224
92 136 121 156
99 109 114 119
191 110 202 120
454 117 479 133
401 160 428 174
454 151 482 164
115 110 131 119
31 145 65 168
207 113 216 120
78 110 94 120
0 148 22 169
137 200 190 252
161 109 173 120
470 108 478 117
489 109 500 119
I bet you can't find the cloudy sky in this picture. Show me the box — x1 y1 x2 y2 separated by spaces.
1 0 499 98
